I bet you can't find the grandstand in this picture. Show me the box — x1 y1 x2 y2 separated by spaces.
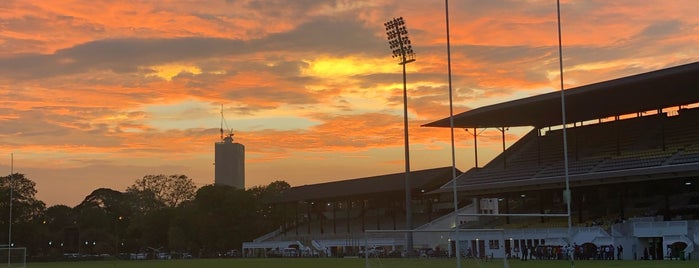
245 62 699 261
243 167 462 257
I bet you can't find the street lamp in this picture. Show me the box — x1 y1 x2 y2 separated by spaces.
384 16 416 254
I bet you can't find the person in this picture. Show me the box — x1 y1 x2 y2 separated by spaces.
643 247 649 260
514 246 520 259
609 244 614 260
522 245 528 261
617 244 623 260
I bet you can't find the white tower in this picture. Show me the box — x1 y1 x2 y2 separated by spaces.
215 107 245 189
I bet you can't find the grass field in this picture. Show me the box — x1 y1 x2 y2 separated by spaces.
26 258 699 268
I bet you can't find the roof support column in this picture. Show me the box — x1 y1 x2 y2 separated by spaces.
474 128 479 168
498 127 508 169
361 200 365 232
307 202 311 235
659 110 667 151
376 200 380 230
573 126 579 161
465 128 479 168
393 203 397 230
618 186 626 220
333 201 337 234
347 200 351 234
505 193 510 224
320 203 324 234
537 128 542 166
615 115 621 156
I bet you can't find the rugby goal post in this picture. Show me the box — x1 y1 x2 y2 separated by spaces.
0 245 26 268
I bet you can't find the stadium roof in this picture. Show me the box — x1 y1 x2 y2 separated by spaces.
274 167 460 203
424 61 699 129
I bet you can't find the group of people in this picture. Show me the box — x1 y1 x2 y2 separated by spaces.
510 243 624 261
512 245 571 261
572 243 623 260
593 244 622 260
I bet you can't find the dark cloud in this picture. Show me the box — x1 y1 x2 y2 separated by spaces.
638 20 683 39
0 108 123 147
0 37 249 79
223 86 318 106
245 0 324 18
0 16 385 80
250 17 386 57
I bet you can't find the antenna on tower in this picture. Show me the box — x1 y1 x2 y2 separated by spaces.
220 104 224 141
220 104 234 142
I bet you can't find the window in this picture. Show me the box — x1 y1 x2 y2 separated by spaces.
489 240 500 249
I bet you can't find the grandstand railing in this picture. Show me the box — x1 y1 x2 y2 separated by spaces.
253 226 283 242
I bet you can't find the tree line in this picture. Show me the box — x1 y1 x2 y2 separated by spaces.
0 173 289 259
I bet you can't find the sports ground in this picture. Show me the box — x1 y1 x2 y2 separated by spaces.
26 258 699 268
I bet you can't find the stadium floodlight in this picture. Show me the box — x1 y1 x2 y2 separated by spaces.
385 17 416 65
384 16 416 254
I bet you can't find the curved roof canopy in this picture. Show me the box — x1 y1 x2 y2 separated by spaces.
424 62 699 129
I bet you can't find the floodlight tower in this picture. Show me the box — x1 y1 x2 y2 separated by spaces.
384 17 416 254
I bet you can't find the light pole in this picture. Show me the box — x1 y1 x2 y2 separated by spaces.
555 1 574 268
384 17 416 254
7 153 13 267
443 1 462 266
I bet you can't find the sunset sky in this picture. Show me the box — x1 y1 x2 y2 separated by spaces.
2 0 698 206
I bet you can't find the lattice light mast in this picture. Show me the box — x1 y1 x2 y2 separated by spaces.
384 16 416 253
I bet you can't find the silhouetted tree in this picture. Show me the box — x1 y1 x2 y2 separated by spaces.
43 205 77 256
0 175 293 258
126 174 196 208
74 188 134 255
187 184 257 256
247 180 291 235
0 173 46 251
77 188 130 217
0 173 45 224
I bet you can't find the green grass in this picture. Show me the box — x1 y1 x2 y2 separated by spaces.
26 258 699 268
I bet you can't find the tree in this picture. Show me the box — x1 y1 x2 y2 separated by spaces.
126 174 196 208
0 173 46 252
73 188 141 255
77 188 130 216
0 173 45 224
248 180 290 201
43 205 77 256
188 184 258 255
247 180 291 234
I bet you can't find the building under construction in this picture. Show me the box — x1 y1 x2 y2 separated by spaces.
215 111 245 189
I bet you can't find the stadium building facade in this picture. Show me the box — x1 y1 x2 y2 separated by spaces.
244 62 699 260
